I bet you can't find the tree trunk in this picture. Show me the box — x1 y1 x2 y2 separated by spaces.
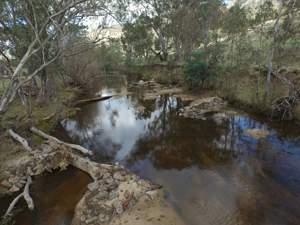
264 0 283 99
0 79 19 113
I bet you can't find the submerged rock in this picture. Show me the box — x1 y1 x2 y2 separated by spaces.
245 129 270 139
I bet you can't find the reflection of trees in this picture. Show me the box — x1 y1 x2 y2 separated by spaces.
126 97 239 170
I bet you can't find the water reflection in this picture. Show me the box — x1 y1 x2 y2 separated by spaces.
61 80 300 225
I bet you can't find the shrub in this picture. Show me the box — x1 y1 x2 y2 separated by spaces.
184 51 211 89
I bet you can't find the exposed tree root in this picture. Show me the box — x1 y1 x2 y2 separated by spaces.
4 176 34 218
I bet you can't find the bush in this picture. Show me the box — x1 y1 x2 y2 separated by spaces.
184 51 211 89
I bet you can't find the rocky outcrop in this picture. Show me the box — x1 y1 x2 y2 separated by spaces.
1 128 170 225
178 97 228 120
71 170 161 225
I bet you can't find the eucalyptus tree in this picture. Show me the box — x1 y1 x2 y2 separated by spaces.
169 0 225 61
119 0 226 63
264 0 298 98
223 2 250 68
121 17 154 63
0 0 108 113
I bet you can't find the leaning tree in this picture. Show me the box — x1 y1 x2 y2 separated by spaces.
0 0 110 113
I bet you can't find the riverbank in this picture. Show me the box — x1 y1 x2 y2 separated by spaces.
0 83 79 195
2 75 300 225
125 64 300 122
0 125 186 225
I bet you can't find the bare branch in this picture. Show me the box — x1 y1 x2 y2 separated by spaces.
8 129 32 152
4 176 34 218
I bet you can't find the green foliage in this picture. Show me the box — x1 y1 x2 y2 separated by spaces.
121 17 154 63
95 40 125 72
223 3 249 36
184 51 211 89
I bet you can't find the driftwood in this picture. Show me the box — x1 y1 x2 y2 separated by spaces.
30 127 93 155
74 95 114 106
8 129 32 152
4 176 34 217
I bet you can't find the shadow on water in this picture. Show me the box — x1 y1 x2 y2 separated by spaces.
1 167 91 225
3 77 300 225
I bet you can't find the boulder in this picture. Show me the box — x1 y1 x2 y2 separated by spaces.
179 97 227 120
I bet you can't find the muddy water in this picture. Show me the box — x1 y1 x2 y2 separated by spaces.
3 77 300 225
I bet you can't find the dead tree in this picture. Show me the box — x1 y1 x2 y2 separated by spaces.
271 70 300 120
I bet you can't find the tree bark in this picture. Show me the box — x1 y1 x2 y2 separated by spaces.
264 0 284 99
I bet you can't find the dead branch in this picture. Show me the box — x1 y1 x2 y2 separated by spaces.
8 129 32 152
23 176 34 210
74 95 115 106
4 176 34 218
30 127 93 155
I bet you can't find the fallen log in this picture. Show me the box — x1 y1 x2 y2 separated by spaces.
74 95 115 106
30 127 93 156
3 128 163 225
8 129 32 152
4 176 34 217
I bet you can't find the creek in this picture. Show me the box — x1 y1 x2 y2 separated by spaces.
3 76 300 225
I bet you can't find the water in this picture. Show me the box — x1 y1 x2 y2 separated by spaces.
1 168 91 225
59 78 300 225
4 77 300 225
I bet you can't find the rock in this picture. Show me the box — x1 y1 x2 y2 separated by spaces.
136 105 146 114
80 215 86 222
9 185 20 192
1 180 11 188
95 190 109 200
245 129 270 139
87 182 98 192
179 97 227 120
109 190 119 199
98 213 110 223
113 199 124 214
146 190 159 200
113 172 126 181
85 216 97 224
212 111 238 125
